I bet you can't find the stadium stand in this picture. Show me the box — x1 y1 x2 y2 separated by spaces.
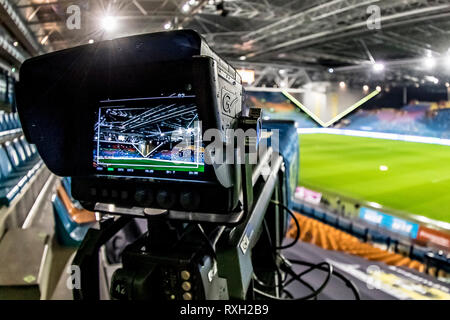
0 112 43 206
294 200 450 277
338 105 450 139
288 212 426 272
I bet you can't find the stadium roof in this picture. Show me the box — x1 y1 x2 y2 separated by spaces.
2 0 450 87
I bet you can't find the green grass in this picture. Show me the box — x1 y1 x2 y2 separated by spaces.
299 134 450 223
100 158 204 172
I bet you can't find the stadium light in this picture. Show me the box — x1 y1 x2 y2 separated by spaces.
339 81 346 89
164 22 172 30
101 16 118 32
372 62 385 72
182 3 190 12
425 76 439 84
423 56 436 69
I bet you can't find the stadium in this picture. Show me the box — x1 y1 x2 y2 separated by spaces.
0 0 450 305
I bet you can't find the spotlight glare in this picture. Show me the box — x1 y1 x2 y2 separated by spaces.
101 16 118 32
373 62 385 72
423 56 436 69
164 22 172 30
182 3 190 12
379 165 388 171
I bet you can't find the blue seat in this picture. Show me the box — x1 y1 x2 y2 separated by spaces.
19 136 33 159
0 114 6 131
13 113 21 128
62 177 72 196
52 194 92 247
4 113 14 130
0 146 25 205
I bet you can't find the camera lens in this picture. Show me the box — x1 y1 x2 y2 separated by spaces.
134 189 153 206
156 190 176 209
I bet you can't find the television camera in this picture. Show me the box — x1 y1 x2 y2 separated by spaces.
16 30 299 300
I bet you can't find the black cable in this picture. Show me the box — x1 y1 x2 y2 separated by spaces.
284 258 361 300
270 200 301 250
282 261 333 300
283 289 294 299
259 213 318 299
197 224 217 260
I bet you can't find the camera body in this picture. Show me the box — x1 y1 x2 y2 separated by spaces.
17 30 246 222
16 30 298 300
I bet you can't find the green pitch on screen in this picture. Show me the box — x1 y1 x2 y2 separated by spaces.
299 134 450 223
101 158 205 172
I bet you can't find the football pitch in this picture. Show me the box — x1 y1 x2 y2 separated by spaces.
99 158 205 172
299 134 450 223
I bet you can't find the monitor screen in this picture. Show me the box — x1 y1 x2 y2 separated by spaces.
93 94 206 180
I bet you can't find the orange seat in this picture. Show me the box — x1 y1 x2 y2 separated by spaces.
57 185 96 224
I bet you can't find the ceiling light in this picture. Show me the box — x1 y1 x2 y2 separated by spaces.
339 81 346 89
363 85 369 91
88 39 94 44
13 41 18 47
423 56 435 69
182 3 190 12
101 16 118 32
446 82 449 88
328 68 334 73
372 62 384 72
164 22 172 30
425 76 439 84
376 86 382 91
239 55 246 61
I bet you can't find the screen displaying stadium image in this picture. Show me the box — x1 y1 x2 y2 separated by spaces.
93 96 205 178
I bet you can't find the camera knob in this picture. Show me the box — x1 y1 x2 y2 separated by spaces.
134 189 153 206
179 191 200 211
156 190 176 209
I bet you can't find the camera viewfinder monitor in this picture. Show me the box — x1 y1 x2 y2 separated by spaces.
17 30 244 221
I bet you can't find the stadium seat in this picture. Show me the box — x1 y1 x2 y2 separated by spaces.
0 146 26 205
57 185 96 224
288 212 426 273
0 114 6 132
52 194 93 247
